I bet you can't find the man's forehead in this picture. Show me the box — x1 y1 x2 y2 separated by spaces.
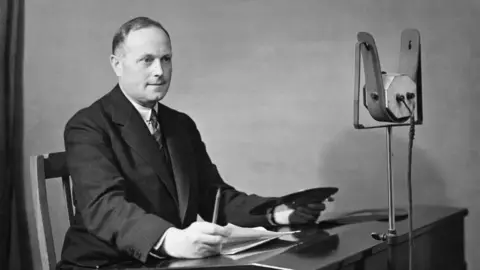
123 27 171 54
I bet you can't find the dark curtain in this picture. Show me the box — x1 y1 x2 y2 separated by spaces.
0 0 24 269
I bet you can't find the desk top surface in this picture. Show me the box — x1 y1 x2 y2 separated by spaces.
69 205 468 270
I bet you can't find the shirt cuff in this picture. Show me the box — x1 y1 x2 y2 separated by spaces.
149 227 175 259
266 207 277 226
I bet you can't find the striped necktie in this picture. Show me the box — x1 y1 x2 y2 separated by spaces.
149 109 164 149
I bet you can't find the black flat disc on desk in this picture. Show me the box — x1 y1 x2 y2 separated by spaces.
250 187 339 215
321 207 409 224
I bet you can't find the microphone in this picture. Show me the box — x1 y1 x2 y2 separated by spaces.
353 29 423 270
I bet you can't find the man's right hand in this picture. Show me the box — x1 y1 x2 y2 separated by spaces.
161 222 232 259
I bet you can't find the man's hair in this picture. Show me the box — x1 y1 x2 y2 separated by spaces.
112 16 170 55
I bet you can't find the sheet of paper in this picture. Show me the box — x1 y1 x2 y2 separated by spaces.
225 244 294 261
220 223 299 255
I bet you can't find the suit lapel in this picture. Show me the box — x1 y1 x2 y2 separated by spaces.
109 86 179 207
158 105 193 224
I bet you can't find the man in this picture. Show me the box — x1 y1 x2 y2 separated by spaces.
58 16 327 268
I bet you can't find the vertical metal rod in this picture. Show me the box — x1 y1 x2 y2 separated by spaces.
386 126 396 233
353 42 362 126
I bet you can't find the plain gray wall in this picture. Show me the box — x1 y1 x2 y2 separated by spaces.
14 0 480 269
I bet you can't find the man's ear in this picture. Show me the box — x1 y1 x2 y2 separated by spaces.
110 54 123 77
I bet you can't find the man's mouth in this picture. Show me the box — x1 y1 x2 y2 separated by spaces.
148 82 165 86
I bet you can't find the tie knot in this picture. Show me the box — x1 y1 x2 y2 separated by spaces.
149 109 159 125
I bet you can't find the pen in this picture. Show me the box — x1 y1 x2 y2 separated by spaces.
212 187 221 224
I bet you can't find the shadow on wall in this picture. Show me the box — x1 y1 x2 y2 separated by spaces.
318 128 450 212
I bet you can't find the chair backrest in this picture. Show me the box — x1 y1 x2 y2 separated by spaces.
30 152 75 270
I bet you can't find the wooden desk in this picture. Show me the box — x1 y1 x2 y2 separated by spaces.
257 205 468 270
70 205 468 270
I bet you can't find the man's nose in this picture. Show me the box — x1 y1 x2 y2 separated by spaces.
151 59 163 77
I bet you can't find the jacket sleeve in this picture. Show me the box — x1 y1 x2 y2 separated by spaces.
65 109 173 263
184 114 277 227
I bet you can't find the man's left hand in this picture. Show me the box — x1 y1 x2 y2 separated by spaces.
272 200 330 225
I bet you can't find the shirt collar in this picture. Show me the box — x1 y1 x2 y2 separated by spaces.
120 87 158 123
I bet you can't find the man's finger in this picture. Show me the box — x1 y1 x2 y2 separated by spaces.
291 209 318 221
303 203 326 211
192 222 232 237
195 243 222 258
194 233 227 245
295 206 321 216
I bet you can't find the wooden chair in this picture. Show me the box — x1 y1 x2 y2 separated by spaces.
30 152 75 270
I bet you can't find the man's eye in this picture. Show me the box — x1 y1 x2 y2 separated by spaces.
143 57 154 63
162 56 171 62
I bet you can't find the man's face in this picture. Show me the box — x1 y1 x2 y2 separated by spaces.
111 27 172 107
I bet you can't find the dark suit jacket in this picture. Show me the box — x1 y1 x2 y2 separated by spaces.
59 85 273 268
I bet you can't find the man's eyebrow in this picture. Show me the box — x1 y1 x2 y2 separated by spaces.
137 53 154 59
137 52 172 59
